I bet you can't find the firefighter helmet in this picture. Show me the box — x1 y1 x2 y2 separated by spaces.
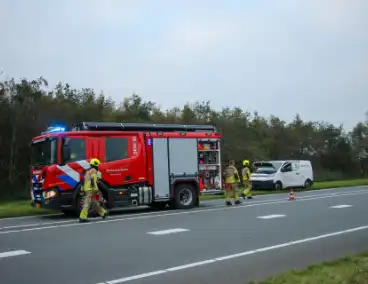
89 158 101 167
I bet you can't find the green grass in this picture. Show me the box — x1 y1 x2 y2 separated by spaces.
252 252 368 284
199 178 368 201
1 179 367 219
0 200 55 219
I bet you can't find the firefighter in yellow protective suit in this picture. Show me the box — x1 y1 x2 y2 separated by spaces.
223 160 241 206
79 158 107 223
241 159 253 199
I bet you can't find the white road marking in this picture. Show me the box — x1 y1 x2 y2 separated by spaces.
147 228 189 235
106 271 166 284
96 224 368 284
0 213 62 221
0 185 367 224
257 214 285 219
330 205 352 209
0 250 31 259
0 220 75 230
1 189 368 235
1 185 366 222
166 259 215 271
300 185 367 194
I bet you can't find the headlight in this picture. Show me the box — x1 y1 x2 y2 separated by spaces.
268 174 275 177
43 190 57 199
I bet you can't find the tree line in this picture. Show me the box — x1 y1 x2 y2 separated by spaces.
0 77 367 199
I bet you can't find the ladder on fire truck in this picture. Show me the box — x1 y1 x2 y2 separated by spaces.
72 121 217 132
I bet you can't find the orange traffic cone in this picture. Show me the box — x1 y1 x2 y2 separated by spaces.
289 189 295 201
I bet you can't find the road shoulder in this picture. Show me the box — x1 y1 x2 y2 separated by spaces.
254 251 368 284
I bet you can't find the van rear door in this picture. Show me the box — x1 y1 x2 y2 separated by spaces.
299 161 313 184
292 161 304 187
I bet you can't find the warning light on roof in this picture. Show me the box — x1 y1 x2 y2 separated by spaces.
50 126 65 132
42 126 66 134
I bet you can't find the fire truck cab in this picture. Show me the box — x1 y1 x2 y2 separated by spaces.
30 122 223 215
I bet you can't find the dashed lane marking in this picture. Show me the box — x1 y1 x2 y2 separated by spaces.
257 214 286 219
0 250 31 259
330 205 353 209
147 228 189 235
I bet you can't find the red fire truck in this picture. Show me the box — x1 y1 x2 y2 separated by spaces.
30 122 223 215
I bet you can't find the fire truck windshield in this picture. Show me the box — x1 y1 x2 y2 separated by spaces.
31 138 58 166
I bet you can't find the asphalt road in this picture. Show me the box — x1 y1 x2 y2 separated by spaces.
1 186 368 284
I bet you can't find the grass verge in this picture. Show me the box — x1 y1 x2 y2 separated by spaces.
1 179 367 219
0 200 55 219
199 178 368 201
252 252 368 284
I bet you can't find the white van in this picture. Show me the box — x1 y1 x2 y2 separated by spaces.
250 160 314 190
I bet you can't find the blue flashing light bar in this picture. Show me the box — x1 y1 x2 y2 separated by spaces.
49 126 65 132
42 126 66 135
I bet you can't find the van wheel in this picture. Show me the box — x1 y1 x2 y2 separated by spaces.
274 181 283 190
173 183 197 209
304 179 312 189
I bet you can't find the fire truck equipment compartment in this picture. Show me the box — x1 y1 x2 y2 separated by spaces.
152 138 198 200
168 138 198 177
152 138 171 199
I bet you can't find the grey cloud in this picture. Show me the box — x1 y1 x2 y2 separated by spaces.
0 0 367 129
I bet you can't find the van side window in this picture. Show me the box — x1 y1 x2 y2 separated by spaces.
65 138 86 162
105 138 129 162
282 163 292 172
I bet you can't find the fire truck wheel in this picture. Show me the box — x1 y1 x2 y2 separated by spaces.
173 183 197 209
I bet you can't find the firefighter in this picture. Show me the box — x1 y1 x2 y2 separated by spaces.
241 159 253 199
223 160 241 206
79 158 107 223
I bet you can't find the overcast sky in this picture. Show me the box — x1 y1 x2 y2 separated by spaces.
1 0 367 129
